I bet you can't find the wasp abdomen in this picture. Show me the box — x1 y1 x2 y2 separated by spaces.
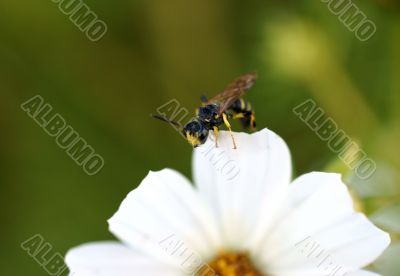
231 99 252 113
230 99 256 129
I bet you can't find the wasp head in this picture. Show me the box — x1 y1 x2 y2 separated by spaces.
182 120 209 148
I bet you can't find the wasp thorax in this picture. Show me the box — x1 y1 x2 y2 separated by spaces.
198 104 221 125
183 120 209 148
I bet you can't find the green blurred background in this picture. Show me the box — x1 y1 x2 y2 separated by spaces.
1 0 399 275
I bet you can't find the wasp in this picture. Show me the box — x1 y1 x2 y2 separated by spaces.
152 72 257 149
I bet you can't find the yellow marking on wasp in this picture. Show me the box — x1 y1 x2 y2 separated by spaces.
251 113 256 131
233 113 245 119
222 113 237 149
213 126 219 147
186 132 201 147
240 99 245 110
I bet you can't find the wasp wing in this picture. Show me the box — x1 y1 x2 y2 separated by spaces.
207 72 257 115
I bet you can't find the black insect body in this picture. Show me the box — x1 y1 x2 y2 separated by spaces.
197 104 223 127
152 72 258 149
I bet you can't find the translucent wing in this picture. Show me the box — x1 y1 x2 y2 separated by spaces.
207 72 257 114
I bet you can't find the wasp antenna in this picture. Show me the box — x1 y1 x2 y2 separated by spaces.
150 114 182 128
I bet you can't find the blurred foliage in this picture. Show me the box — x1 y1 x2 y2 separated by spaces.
0 0 399 275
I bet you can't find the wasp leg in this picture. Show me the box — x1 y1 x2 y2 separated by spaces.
250 112 257 131
222 113 237 149
213 126 219 148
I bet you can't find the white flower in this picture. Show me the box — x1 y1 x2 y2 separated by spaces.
66 129 390 276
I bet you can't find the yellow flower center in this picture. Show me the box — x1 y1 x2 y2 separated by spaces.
197 251 264 276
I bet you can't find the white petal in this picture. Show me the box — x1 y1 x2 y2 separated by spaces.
258 172 390 274
346 270 381 276
258 173 354 260
192 129 292 250
66 241 182 276
108 169 220 269
317 214 390 268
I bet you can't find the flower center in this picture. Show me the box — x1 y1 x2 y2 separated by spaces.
197 251 264 276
